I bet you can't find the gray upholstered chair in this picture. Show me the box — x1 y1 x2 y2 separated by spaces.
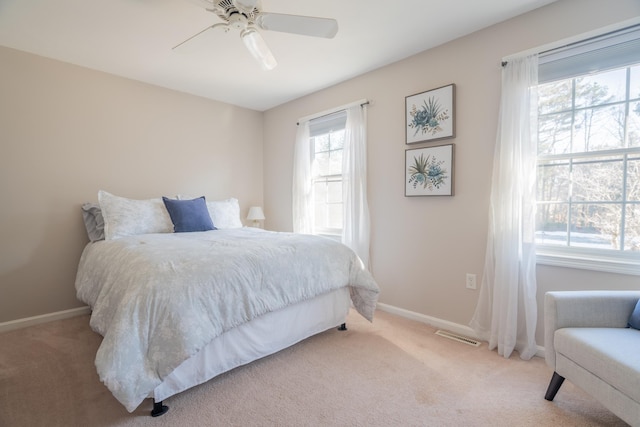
544 291 640 426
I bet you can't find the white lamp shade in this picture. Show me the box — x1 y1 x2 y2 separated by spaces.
247 206 265 221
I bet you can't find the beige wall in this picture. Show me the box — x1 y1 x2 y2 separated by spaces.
0 46 263 323
263 0 640 346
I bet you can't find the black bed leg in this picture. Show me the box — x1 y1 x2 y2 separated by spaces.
338 323 347 331
544 371 565 401
151 400 169 417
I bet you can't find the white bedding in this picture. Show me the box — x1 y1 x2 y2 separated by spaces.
75 227 379 412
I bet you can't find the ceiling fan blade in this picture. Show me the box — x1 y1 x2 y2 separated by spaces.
172 24 224 50
256 13 338 38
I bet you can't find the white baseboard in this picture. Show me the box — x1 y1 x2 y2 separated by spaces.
376 302 480 339
0 306 91 334
1 303 546 359
376 302 545 359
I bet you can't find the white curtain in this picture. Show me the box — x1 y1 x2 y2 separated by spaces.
342 105 371 269
292 121 313 234
470 54 539 360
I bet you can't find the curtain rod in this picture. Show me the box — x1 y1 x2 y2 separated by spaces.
500 20 640 67
296 99 370 125
502 33 596 67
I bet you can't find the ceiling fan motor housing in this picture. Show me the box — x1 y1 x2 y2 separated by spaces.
228 13 249 30
213 0 259 23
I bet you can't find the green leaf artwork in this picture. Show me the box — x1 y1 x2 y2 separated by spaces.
407 153 448 190
408 96 450 137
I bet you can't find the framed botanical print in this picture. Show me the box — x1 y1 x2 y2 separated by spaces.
405 84 455 144
405 144 454 196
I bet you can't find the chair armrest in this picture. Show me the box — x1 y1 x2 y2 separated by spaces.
544 290 640 369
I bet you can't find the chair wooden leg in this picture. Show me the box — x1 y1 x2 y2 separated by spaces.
544 371 565 401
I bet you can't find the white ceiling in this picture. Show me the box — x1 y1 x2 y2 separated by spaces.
0 0 557 111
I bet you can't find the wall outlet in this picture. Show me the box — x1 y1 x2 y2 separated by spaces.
466 273 477 290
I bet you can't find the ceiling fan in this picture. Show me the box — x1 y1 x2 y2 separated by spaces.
174 0 339 70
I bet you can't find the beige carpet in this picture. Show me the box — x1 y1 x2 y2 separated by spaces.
0 309 627 427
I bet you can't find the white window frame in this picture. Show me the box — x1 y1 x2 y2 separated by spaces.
533 24 640 276
308 112 347 237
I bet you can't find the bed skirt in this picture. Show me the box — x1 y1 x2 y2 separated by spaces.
151 287 351 402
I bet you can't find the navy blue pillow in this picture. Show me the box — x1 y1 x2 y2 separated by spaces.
162 196 216 233
629 299 640 330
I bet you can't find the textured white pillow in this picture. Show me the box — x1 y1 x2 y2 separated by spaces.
206 198 243 229
98 190 174 240
178 195 243 229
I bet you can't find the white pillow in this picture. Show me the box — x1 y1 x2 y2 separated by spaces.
98 190 174 240
206 198 243 229
178 195 243 229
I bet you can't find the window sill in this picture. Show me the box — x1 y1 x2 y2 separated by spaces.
536 247 640 276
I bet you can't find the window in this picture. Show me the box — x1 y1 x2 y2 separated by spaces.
309 111 347 236
535 25 640 273
293 101 370 265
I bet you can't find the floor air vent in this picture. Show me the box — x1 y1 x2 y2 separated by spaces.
435 330 481 347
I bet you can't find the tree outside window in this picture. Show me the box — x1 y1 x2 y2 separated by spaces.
311 128 345 235
536 65 640 252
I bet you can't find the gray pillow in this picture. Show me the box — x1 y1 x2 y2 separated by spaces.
81 203 105 242
629 299 640 330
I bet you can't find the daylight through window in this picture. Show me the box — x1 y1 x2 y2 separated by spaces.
536 26 640 256
309 111 347 236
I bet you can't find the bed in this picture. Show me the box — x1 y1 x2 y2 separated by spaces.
75 191 380 416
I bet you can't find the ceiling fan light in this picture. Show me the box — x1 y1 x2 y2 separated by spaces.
240 27 277 71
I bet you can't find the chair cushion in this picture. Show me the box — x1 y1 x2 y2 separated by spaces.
555 327 640 404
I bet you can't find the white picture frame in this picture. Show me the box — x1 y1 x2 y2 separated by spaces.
405 84 455 144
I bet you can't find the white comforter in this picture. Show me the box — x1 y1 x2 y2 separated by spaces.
75 228 379 412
